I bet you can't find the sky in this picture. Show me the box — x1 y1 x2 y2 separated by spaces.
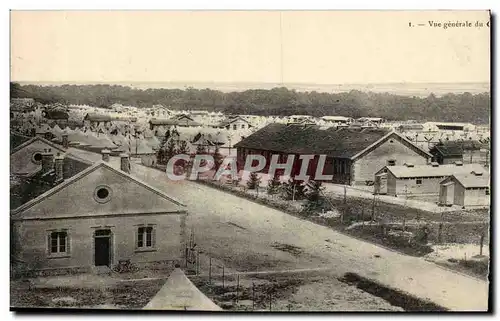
10 11 491 86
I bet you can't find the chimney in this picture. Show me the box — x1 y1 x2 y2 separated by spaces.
404 163 415 168
120 153 131 173
35 130 46 138
54 154 64 183
41 148 54 173
101 149 111 162
62 133 69 148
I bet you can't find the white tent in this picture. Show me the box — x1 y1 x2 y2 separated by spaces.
143 268 223 311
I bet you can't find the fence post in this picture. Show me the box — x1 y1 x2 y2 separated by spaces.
252 282 255 310
196 251 200 275
269 290 272 311
371 195 376 221
480 230 485 256
209 257 212 284
236 274 240 305
222 266 225 290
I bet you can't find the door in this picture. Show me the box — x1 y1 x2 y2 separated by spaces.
374 173 387 195
94 229 112 266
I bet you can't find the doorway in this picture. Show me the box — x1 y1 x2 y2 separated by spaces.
94 229 112 267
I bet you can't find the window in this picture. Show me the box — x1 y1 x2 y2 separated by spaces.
233 124 237 130
137 226 155 249
94 185 112 204
416 179 422 185
387 160 396 166
32 152 43 164
48 231 69 255
485 188 490 195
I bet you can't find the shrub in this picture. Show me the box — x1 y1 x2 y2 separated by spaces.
247 172 261 190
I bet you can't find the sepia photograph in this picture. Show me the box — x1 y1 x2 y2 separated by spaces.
9 10 491 312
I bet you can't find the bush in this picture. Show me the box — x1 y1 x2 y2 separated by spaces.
267 173 282 195
281 178 306 200
247 172 261 190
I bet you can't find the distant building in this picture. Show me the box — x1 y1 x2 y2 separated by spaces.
357 117 385 126
212 116 252 131
83 113 137 126
10 136 67 176
11 159 187 275
235 124 431 185
149 115 202 129
321 116 353 126
439 171 490 208
429 140 489 165
422 122 476 132
374 162 487 200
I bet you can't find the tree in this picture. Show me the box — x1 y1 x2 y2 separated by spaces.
302 180 329 215
213 146 224 172
195 143 207 155
281 177 306 201
305 180 325 202
247 172 261 190
267 173 282 195
165 139 177 162
177 140 190 155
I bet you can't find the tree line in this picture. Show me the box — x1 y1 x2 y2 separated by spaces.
10 82 490 123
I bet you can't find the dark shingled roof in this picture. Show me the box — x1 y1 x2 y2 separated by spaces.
10 132 32 152
10 154 92 210
234 123 391 159
430 140 486 157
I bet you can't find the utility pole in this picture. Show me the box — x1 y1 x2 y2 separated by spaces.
403 185 408 231
208 257 212 284
371 194 376 221
480 228 485 256
342 185 347 224
222 265 225 290
252 282 255 310
235 274 240 305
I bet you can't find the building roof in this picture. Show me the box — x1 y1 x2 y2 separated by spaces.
43 109 69 120
234 123 427 160
430 143 464 157
10 153 93 209
385 163 486 179
11 161 187 219
398 124 424 131
150 115 202 127
450 172 490 189
321 116 352 121
144 268 223 311
431 141 486 157
10 132 32 152
214 116 251 128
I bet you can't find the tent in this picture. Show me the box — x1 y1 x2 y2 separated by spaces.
143 268 223 311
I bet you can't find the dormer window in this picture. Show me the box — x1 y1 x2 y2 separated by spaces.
387 160 396 166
